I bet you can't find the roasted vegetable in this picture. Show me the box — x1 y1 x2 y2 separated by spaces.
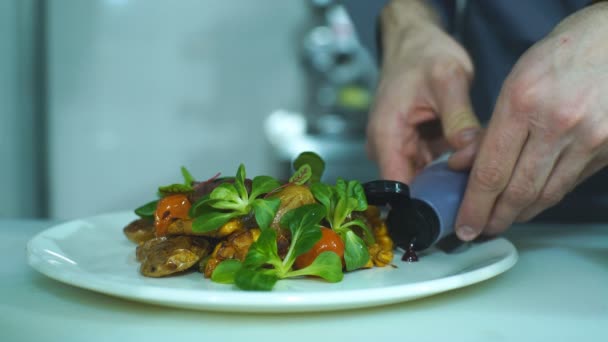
294 227 345 269
210 204 343 290
363 206 394 267
123 218 155 244
310 179 375 271
154 194 191 236
166 218 243 238
270 185 316 230
202 228 260 278
270 184 316 257
136 236 211 277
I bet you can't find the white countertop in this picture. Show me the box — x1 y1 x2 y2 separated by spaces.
2 219 607 341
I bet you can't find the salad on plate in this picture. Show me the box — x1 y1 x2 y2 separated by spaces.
123 152 395 291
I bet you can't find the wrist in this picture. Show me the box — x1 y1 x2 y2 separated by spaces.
589 1 608 10
552 0 608 35
379 0 443 64
380 0 441 29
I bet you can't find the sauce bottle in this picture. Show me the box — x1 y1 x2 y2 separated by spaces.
364 158 468 251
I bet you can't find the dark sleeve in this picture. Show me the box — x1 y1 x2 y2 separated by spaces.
428 0 456 32
343 0 456 63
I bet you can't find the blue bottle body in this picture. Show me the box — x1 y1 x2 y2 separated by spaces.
410 160 469 246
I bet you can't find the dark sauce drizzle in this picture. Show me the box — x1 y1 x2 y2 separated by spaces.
401 241 418 262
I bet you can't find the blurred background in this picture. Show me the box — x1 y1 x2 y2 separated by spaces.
0 0 382 219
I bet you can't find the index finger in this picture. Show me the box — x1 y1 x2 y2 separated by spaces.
366 88 421 183
454 101 528 241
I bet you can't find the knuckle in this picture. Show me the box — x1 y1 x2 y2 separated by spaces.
485 218 509 236
506 77 541 115
486 207 516 235
365 120 377 141
537 189 565 207
428 59 468 85
471 164 508 193
581 123 608 152
514 215 531 223
364 141 376 161
365 123 383 159
365 112 387 141
502 179 538 205
550 107 584 134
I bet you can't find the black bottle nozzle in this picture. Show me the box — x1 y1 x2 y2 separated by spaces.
363 160 469 251
363 180 439 251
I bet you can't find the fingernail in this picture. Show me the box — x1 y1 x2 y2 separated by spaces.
458 129 480 146
456 225 477 241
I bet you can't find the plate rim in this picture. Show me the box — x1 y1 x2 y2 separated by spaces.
27 211 518 313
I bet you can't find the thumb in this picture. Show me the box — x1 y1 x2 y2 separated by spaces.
429 63 481 150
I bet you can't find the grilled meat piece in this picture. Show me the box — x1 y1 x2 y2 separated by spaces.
202 228 260 278
166 218 243 238
136 236 211 277
123 218 155 244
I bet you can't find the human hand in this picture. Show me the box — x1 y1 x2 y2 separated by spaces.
455 3 608 241
366 0 481 184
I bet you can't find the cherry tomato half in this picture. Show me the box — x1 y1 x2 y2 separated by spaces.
294 227 345 269
154 194 191 236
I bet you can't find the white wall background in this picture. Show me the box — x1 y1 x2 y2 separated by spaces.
0 1 20 217
47 0 310 219
0 0 42 218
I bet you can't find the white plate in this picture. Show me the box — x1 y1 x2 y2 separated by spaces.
27 211 518 313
